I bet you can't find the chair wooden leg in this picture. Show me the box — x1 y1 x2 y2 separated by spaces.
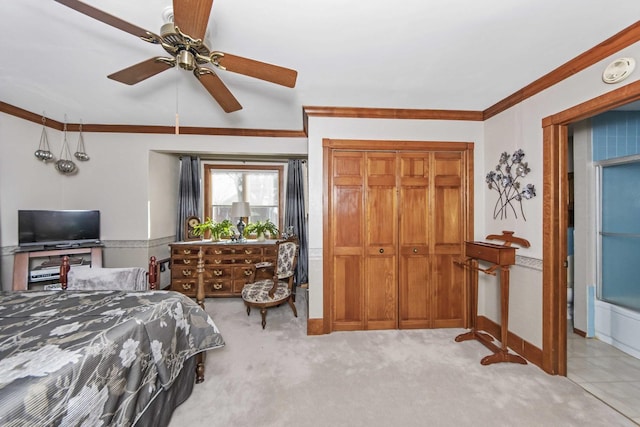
288 297 298 317
260 308 267 329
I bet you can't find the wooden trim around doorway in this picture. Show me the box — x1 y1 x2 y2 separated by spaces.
542 79 640 375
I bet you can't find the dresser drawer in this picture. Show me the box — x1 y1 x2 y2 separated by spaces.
171 279 198 295
171 278 233 296
171 256 200 267
205 279 232 294
203 246 261 256
172 246 201 256
209 265 233 279
172 266 199 280
234 265 256 279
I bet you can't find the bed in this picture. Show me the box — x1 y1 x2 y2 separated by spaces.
0 252 223 426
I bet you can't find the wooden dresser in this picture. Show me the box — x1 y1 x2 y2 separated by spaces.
169 240 278 297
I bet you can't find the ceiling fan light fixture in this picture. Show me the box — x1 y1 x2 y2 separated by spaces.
161 22 176 37
177 49 196 70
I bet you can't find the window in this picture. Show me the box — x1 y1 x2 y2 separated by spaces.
203 164 283 230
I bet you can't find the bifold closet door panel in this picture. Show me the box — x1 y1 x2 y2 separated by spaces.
398 153 431 328
431 152 466 327
364 152 398 329
331 152 366 330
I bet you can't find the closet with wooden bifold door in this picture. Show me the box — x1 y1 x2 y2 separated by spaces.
324 139 473 332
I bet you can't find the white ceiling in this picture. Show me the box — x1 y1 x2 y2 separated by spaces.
2 0 639 130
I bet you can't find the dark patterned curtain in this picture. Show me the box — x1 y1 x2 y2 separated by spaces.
176 156 201 241
285 159 308 285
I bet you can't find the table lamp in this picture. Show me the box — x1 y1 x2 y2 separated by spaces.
231 202 251 242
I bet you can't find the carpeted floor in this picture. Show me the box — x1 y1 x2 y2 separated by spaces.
169 291 636 427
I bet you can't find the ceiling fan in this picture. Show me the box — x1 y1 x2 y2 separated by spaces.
54 0 298 113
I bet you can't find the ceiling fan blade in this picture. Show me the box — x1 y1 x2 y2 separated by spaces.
54 0 153 39
213 53 298 88
107 58 175 85
194 68 242 113
173 0 213 41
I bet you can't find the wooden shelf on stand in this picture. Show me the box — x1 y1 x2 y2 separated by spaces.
454 231 530 366
13 246 103 291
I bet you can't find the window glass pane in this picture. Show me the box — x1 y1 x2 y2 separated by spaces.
208 168 279 227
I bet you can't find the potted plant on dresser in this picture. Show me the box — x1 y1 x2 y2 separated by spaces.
245 219 279 241
192 218 235 241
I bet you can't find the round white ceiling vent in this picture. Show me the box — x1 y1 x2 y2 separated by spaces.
602 57 636 84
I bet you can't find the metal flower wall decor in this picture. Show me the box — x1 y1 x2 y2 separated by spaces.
486 149 536 221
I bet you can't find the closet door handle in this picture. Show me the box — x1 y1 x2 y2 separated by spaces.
379 248 384 254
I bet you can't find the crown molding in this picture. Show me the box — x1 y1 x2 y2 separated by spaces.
483 21 640 120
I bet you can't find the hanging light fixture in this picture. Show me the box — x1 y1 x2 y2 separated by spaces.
74 121 90 161
34 115 54 162
55 118 77 175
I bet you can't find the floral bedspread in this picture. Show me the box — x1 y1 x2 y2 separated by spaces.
0 290 225 426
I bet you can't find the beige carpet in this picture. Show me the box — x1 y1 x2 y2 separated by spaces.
169 291 636 427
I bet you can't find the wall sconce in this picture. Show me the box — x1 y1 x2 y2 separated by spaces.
230 201 251 242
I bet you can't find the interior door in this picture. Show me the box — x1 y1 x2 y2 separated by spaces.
331 151 365 331
431 151 466 327
364 152 398 329
398 153 432 328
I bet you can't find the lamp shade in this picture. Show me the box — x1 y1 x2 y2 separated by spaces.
230 201 251 217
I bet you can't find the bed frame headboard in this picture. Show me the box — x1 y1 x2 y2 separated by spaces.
59 256 159 290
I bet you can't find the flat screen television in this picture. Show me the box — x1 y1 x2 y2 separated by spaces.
18 210 101 248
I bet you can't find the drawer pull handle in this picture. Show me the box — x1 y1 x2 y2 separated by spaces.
214 270 223 276
213 283 223 290
231 249 236 254
244 259 252 264
183 259 191 264
183 249 191 255
181 283 192 290
413 248 418 253
379 248 384 254
214 259 222 264
244 249 253 254
214 249 222 255
244 270 253 276
182 270 192 277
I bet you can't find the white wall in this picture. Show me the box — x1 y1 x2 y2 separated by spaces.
306 117 486 320
482 41 640 347
0 114 307 290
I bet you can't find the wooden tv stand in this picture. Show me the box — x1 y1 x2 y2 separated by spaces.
454 231 530 366
13 246 103 291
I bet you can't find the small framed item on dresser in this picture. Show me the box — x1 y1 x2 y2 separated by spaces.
185 216 201 241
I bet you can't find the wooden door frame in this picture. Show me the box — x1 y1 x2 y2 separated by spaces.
542 80 640 375
322 139 474 334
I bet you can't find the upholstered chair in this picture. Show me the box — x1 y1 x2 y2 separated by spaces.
241 237 299 328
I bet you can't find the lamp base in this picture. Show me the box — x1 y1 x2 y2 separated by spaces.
237 219 246 242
